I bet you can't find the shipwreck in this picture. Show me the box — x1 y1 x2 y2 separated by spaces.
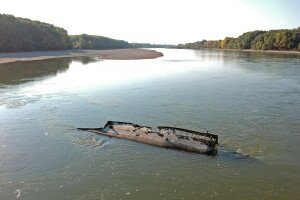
78 121 218 155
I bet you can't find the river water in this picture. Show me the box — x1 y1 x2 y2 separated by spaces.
0 49 299 199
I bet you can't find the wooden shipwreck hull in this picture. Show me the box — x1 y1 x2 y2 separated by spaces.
78 121 218 155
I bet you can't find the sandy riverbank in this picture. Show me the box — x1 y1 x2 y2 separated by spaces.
0 49 163 64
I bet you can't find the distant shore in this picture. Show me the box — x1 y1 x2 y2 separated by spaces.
182 48 300 55
0 49 163 64
240 49 300 55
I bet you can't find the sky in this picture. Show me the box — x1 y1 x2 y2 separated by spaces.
0 0 299 44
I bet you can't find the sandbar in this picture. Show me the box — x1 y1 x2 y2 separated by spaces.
0 49 163 64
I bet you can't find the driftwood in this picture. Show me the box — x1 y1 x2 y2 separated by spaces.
78 121 218 155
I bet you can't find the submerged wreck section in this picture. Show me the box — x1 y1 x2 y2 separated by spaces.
78 121 218 155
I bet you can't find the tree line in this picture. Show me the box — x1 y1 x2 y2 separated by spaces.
0 14 70 52
70 34 132 50
0 14 133 52
177 28 300 51
0 14 176 53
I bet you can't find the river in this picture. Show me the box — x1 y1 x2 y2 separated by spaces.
0 49 299 199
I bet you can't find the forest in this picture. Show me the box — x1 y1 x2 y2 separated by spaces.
0 14 133 52
0 14 176 53
0 14 70 52
70 34 132 50
177 28 300 51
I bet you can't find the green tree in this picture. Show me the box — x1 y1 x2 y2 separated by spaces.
0 14 70 52
177 27 300 52
237 31 265 49
69 34 132 50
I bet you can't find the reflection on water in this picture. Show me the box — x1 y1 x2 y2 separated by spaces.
193 49 300 81
0 49 299 200
0 57 103 109
0 57 102 86
0 58 71 86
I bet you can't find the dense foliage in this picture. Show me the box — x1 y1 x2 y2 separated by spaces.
70 34 132 50
0 14 132 52
177 28 300 51
0 14 174 53
0 14 70 52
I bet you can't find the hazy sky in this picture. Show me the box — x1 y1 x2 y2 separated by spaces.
0 0 299 44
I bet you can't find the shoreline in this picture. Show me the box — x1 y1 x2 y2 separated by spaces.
180 48 300 55
0 49 163 64
240 49 300 55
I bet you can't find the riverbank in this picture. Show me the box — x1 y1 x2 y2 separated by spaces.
179 48 300 55
240 49 300 55
0 49 163 64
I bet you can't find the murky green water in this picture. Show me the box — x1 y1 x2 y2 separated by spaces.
0 49 299 199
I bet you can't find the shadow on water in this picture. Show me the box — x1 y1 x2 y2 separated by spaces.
0 56 101 86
